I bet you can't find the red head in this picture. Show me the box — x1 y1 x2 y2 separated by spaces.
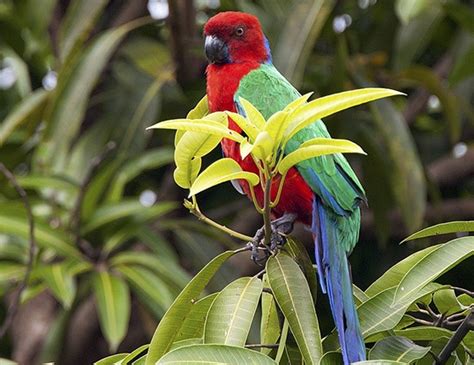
204 11 271 65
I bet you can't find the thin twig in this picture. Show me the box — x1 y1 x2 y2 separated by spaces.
436 310 474 365
262 167 273 248
451 286 474 297
0 163 36 339
245 344 279 349
69 141 116 251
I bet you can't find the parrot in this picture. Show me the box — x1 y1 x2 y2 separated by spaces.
204 11 366 364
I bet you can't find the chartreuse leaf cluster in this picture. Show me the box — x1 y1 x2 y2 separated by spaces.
147 88 403 199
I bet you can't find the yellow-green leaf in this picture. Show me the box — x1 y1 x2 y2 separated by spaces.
174 157 202 189
278 138 366 174
189 158 259 197
93 272 130 352
284 88 404 141
238 97 265 129
401 221 474 243
187 95 209 119
282 92 314 112
40 263 76 309
247 131 274 161
264 111 289 151
226 111 259 142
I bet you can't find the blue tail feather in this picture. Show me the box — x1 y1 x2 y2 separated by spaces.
312 197 366 364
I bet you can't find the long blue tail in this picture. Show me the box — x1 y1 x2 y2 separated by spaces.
312 197 366 364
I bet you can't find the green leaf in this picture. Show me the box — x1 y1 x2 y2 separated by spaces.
0 263 25 283
40 263 76 309
57 0 109 61
395 0 432 24
116 265 174 317
433 289 463 315
238 97 265 129
146 250 237 365
204 277 263 346
189 158 259 197
81 200 176 234
284 88 404 141
226 111 260 142
241 131 274 160
106 147 173 202
266 253 323 364
369 336 430 362
358 284 441 339
260 288 281 355
393 237 474 304
393 326 454 342
365 245 439 297
187 96 209 119
120 344 149 364
94 353 128 365
0 89 49 145
0 213 80 258
40 18 150 172
278 138 366 174
175 294 217 342
156 344 277 365
273 0 334 87
320 351 343 365
147 116 244 143
449 45 474 85
170 338 204 351
353 361 406 365
16 175 78 193
444 2 474 34
402 221 474 243
93 271 131 352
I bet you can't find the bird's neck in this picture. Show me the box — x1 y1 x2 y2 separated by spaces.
206 61 261 132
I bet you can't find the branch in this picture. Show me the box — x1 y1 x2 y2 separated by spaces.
436 310 474 365
427 148 474 187
69 141 116 253
0 163 36 340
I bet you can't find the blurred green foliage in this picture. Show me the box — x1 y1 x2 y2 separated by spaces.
0 0 473 363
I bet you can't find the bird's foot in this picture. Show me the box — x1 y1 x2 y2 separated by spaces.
247 213 297 264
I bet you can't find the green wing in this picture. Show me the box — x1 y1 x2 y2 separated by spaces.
234 63 365 215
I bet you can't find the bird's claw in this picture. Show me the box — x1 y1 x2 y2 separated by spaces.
246 213 297 265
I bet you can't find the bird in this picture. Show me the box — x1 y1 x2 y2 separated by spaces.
204 11 366 364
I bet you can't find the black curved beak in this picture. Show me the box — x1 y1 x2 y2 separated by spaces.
205 35 230 64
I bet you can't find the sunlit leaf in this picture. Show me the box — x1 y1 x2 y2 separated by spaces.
284 88 404 141
156 344 277 365
204 277 263 346
266 253 323 364
189 158 259 197
402 221 474 243
187 95 209 119
278 138 366 174
226 111 259 142
93 271 130 352
393 237 474 304
369 336 430 362
238 97 265 129
146 251 237 364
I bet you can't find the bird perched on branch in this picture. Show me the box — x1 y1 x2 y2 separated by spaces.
204 11 366 364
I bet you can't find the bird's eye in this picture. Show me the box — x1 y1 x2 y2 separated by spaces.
235 26 245 37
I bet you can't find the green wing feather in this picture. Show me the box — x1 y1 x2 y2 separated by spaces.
235 64 365 217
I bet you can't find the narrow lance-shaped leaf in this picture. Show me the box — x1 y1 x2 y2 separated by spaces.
40 263 76 309
189 158 259 197
156 344 277 365
93 272 130 352
368 336 431 362
278 138 366 174
145 250 237 365
204 277 263 346
393 237 474 304
260 289 280 355
401 221 474 243
266 253 323 364
284 88 404 141
175 294 217 342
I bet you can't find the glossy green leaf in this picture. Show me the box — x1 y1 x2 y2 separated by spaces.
93 272 130 352
278 138 366 174
393 237 474 304
157 344 277 365
107 147 173 202
260 288 280 355
57 0 109 61
175 294 217 342
238 97 265 129
146 250 237 365
0 89 48 145
189 158 259 197
266 253 323 364
204 276 263 346
169 338 204 351
40 263 76 309
433 289 463 315
116 265 174 316
284 88 404 141
358 284 440 339
402 221 474 243
94 353 128 365
120 344 149 364
365 245 439 297
369 336 430 362
147 116 243 143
